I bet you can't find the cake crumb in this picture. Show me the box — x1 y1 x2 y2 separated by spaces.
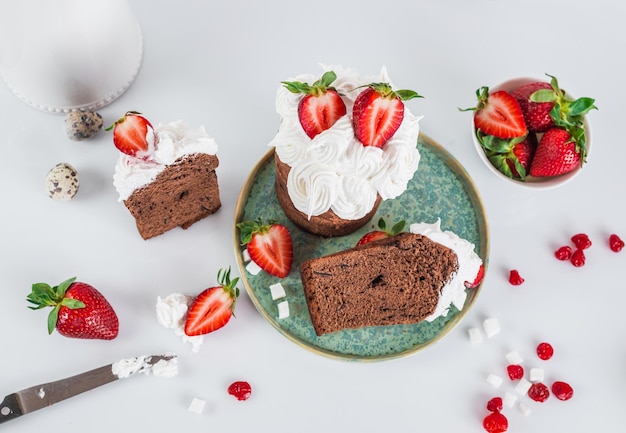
188 397 206 414
277 300 289 319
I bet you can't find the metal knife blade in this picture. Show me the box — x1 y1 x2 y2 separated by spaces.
0 354 176 425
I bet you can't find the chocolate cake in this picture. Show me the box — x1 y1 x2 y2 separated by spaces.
299 232 459 336
274 153 381 237
124 153 221 240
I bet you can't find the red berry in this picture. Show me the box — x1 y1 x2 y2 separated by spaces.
506 364 524 380
487 397 503 413
551 381 574 401
528 382 550 402
609 234 624 252
228 381 252 401
570 249 586 267
554 245 572 261
482 412 508 433
571 233 592 249
536 342 554 360
508 269 524 285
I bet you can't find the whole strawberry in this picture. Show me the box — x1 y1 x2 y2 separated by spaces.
530 127 581 177
511 81 554 132
512 74 596 137
356 218 405 246
184 267 240 336
282 71 347 139
476 132 536 179
27 277 119 340
106 111 155 158
352 82 422 148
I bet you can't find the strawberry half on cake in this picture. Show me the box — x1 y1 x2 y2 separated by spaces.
270 66 423 237
110 112 221 240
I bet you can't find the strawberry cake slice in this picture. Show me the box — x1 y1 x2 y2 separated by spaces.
111 112 221 240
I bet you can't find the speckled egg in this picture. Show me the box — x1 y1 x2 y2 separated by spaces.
64 110 103 141
45 163 79 201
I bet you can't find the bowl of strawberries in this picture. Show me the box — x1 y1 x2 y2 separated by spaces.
464 74 596 188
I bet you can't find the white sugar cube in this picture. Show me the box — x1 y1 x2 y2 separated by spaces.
519 402 532 416
483 318 500 338
468 327 483 344
269 282 287 300
529 368 544 382
503 392 517 408
486 373 503 388
188 398 206 414
505 350 524 364
246 259 262 275
242 248 251 262
277 300 289 319
515 377 532 395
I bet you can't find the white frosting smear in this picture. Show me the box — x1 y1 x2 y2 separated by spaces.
410 219 483 322
112 354 178 379
113 120 218 201
270 65 422 220
156 293 204 353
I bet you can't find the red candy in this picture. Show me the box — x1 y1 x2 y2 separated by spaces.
506 364 524 380
551 381 574 401
570 249 586 267
571 233 592 249
487 397 503 413
228 381 252 401
483 411 508 433
536 342 554 360
554 245 573 261
508 269 524 286
609 234 624 252
528 382 550 402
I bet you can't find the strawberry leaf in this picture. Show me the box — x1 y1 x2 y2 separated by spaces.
395 89 423 101
568 97 597 116
530 89 557 103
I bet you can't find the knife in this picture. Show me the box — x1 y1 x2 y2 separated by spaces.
0 353 176 425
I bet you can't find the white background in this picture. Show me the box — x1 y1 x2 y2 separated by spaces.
1 1 625 432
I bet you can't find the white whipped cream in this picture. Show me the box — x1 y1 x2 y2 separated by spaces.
410 219 483 322
156 293 204 353
112 354 178 379
113 120 218 201
270 65 422 220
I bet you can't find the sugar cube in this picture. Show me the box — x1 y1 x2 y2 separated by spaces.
529 367 544 383
277 300 289 319
269 282 286 300
515 377 532 395
483 318 500 338
519 402 532 416
468 327 483 344
242 248 251 262
188 397 206 414
486 373 503 388
246 260 262 275
503 392 517 408
505 350 523 364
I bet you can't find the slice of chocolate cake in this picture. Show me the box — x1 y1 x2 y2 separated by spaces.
299 232 459 336
123 153 221 240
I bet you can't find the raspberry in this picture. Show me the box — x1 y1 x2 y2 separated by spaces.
528 382 550 402
228 381 252 401
536 342 554 360
570 249 586 267
483 411 508 433
554 245 572 261
551 381 574 401
506 364 524 380
571 233 592 249
486 396 503 413
609 234 624 252
508 269 524 286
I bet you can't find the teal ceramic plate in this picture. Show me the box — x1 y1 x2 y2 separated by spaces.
233 133 489 361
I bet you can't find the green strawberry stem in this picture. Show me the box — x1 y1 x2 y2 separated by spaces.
237 218 276 245
377 217 406 235
357 82 423 101
476 130 528 179
217 267 240 316
27 277 86 334
282 71 339 96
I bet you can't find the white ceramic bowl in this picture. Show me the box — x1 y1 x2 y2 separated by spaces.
471 77 592 189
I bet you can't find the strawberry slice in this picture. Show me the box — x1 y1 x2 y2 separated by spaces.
106 111 154 158
352 83 422 148
184 267 240 336
463 87 527 139
282 71 347 139
237 219 293 278
465 264 485 289
356 218 405 246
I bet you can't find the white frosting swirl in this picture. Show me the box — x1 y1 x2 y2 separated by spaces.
155 293 204 353
113 120 218 201
410 219 483 322
270 65 422 220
